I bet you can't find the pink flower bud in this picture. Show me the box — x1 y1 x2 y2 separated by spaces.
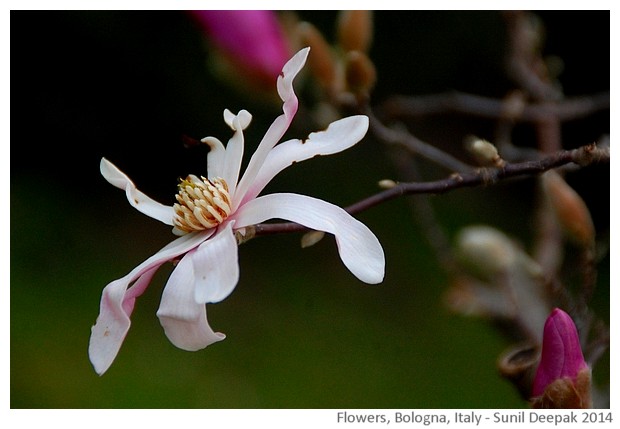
190 11 292 87
532 308 590 402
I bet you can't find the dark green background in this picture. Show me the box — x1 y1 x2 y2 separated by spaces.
10 11 609 408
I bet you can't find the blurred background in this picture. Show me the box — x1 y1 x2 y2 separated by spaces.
10 11 609 408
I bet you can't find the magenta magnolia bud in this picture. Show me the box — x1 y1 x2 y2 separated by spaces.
190 11 291 86
531 308 592 408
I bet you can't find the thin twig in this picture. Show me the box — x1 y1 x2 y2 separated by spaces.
254 143 608 236
378 92 610 123
503 10 563 101
364 107 475 174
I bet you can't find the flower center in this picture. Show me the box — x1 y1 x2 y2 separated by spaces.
173 175 232 233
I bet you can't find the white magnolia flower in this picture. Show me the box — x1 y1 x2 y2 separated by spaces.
89 47 385 375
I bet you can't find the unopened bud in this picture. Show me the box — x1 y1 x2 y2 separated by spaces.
572 142 608 166
235 225 256 245
531 369 592 408
301 230 325 248
456 225 517 279
337 10 373 53
541 171 595 248
297 21 338 93
531 308 592 408
465 136 505 167
455 225 550 342
344 50 376 94
378 179 397 189
190 11 291 89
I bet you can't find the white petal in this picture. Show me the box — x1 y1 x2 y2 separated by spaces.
207 110 253 190
221 116 245 196
223 109 236 129
223 109 252 130
202 136 226 179
100 158 175 226
157 250 226 351
192 222 240 303
232 48 309 210
242 115 369 203
232 193 385 284
88 230 213 375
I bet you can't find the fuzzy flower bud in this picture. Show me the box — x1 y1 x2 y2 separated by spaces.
378 179 397 189
301 230 326 248
344 50 377 95
337 10 373 53
456 225 517 278
541 171 595 248
297 21 338 93
465 136 505 167
531 308 592 408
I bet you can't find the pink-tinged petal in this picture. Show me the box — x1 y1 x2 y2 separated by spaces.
232 193 385 284
532 308 588 396
192 222 240 303
89 266 158 375
189 11 291 86
244 115 369 202
100 158 174 226
276 47 310 103
233 48 310 210
88 230 213 375
157 249 226 351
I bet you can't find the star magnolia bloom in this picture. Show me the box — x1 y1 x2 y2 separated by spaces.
89 47 385 375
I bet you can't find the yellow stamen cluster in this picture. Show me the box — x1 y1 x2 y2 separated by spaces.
173 175 232 233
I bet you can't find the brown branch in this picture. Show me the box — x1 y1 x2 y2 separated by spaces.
378 92 610 123
254 143 608 236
